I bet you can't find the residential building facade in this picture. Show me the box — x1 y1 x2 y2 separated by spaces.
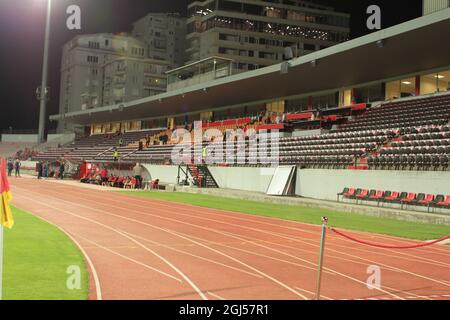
132 13 187 69
58 33 169 132
186 0 350 71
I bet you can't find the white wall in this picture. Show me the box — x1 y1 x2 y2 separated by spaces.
142 165 179 184
296 169 450 201
1 133 75 145
143 165 276 192
209 167 275 193
142 165 450 205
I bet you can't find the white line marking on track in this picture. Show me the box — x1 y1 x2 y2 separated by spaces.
207 291 226 300
20 211 103 301
73 233 183 282
15 189 310 300
15 193 208 300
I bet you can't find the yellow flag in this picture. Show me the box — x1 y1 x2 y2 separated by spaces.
0 158 13 229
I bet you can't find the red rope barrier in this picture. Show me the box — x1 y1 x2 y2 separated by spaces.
331 228 450 249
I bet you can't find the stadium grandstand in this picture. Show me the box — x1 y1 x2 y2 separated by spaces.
17 9 450 213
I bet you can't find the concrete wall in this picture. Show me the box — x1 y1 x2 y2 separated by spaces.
142 165 450 202
296 169 450 201
1 133 75 144
142 165 179 184
143 165 276 192
209 167 275 193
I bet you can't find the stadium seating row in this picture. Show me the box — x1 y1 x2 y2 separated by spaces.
337 187 450 209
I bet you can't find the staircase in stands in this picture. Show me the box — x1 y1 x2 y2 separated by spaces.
187 164 219 188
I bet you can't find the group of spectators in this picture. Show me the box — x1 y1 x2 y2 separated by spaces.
80 163 160 190
15 148 38 161
6 158 21 177
36 160 65 180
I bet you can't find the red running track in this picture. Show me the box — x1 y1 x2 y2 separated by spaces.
9 177 450 300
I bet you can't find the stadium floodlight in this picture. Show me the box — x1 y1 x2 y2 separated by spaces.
37 0 52 145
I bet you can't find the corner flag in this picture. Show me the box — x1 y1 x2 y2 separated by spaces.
0 158 13 229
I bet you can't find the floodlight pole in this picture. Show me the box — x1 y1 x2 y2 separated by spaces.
315 216 328 300
37 0 52 145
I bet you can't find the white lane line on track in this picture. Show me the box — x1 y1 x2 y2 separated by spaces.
14 185 408 300
17 184 444 300
293 287 332 300
120 230 264 279
38 181 450 267
127 197 450 292
207 291 227 300
54 185 450 281
72 233 183 282
14 193 208 301
106 187 450 256
179 229 407 300
14 188 309 301
14 179 450 259
17 210 104 301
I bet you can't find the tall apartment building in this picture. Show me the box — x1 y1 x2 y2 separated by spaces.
58 33 169 132
102 57 169 107
132 13 187 68
423 0 449 15
185 0 350 72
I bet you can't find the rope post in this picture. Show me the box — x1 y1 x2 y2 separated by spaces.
315 216 328 300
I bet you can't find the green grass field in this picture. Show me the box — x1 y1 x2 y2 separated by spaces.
2 207 88 300
120 191 450 241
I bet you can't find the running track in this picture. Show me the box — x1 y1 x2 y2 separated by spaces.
9 177 450 300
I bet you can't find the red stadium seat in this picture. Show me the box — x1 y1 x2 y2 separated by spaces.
383 191 400 202
437 196 450 208
356 189 369 199
417 194 434 205
401 192 416 203
343 188 355 198
370 190 384 200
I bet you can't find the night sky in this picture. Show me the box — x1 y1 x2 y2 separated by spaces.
0 0 421 132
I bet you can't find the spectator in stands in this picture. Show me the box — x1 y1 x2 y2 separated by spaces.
118 137 124 147
7 159 13 177
14 159 21 177
275 114 281 124
59 161 65 180
37 161 43 180
133 163 143 189
138 140 143 151
113 148 119 162
145 135 151 148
